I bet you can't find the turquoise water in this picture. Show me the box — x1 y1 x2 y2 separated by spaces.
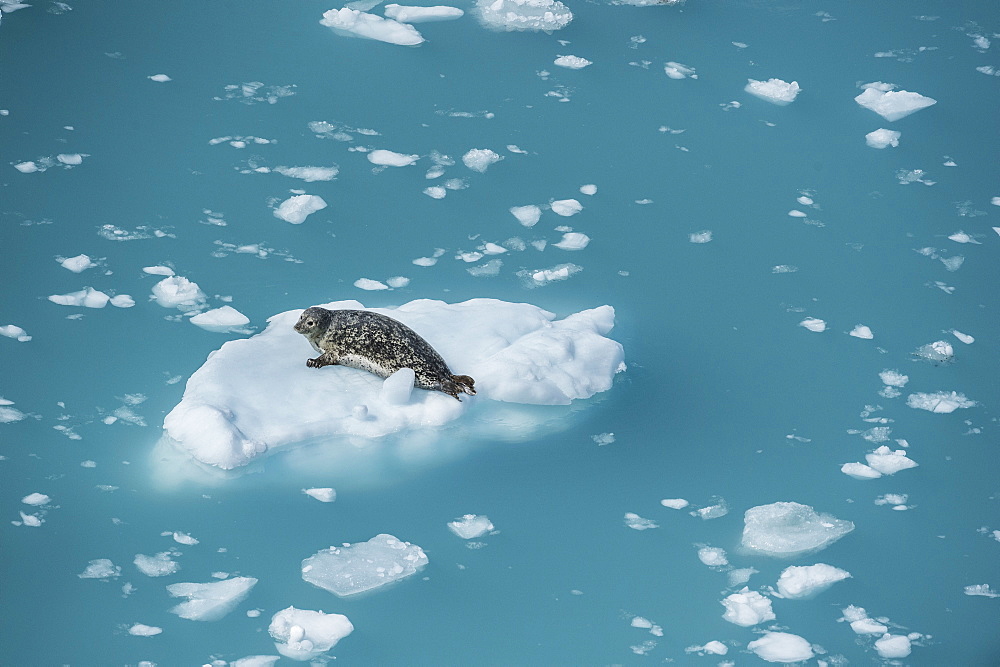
2 0 999 664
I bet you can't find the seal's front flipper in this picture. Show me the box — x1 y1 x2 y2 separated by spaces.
306 353 339 369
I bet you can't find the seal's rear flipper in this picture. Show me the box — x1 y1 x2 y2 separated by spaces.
452 375 476 396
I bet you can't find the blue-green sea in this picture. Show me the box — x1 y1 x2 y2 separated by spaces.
2 0 999 664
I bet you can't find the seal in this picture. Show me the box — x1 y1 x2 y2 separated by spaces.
293 306 476 401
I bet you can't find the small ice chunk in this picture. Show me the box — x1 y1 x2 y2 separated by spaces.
906 391 976 413
56 153 85 165
21 493 50 506
742 501 854 557
354 278 390 291
14 161 39 173
849 325 873 339
274 165 339 182
874 633 912 659
128 623 163 636
728 568 758 587
914 340 953 362
799 317 827 332
475 0 573 32
879 369 908 387
840 462 882 479
78 559 121 579
554 55 592 69
747 632 814 663
147 73 172 82
151 276 206 311
948 230 977 243
624 513 658 530
110 294 135 308
190 306 250 333
59 254 97 273
19 512 42 527
510 204 541 227
172 531 199 545
579 184 597 195
0 324 31 342
303 488 336 502
320 7 425 46
520 263 582 285
865 446 918 475
691 498 729 520
788 210 807 218
554 232 590 250
467 259 503 277
301 534 428 596
660 498 689 509
964 584 1000 598
166 577 258 621
854 85 937 121
685 641 728 655
143 265 175 276
462 148 502 173
48 287 111 308
664 61 696 79
721 588 775 626
269 606 354 661
368 149 419 167
865 128 901 148
383 4 464 22
697 547 728 567
688 230 713 243
775 563 851 598
550 199 582 216
592 432 615 446
380 368 415 405
273 194 327 224
448 514 494 539
745 78 801 105
424 186 446 199
952 330 974 344
134 552 180 577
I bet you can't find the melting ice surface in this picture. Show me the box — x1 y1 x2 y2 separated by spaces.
3 0 999 664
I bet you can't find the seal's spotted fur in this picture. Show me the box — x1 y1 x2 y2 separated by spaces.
294 306 476 400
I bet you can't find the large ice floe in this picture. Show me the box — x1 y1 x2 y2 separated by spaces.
854 82 937 121
475 0 572 31
320 7 424 46
742 502 854 557
162 298 624 470
302 534 427 596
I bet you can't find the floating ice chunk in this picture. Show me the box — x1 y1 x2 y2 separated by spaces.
274 165 339 182
906 391 976 413
624 512 658 530
721 588 775 626
510 204 541 227
167 577 257 621
354 278 389 291
849 325 873 339
21 493 50 506
787 210 807 218
947 230 978 244
190 306 250 333
914 340 953 362
698 546 728 567
143 265 175 276
475 0 572 31
866 446 918 475
964 584 999 598
56 153 84 165
664 61 696 79
134 552 180 577
854 85 936 121
302 534 428 596
320 7 424 45
874 633 911 659
865 128 901 148
691 498 729 520
14 161 39 173
448 514 494 539
424 186 446 199
798 317 826 332
78 559 121 579
59 254 96 273
840 462 882 479
952 330 974 344
0 324 31 342
231 655 279 667
940 255 965 271
592 432 614 445
384 4 464 22
274 194 327 224
110 294 135 308
660 498 689 509
685 641 728 656
879 369 908 387
554 55 592 69
554 232 590 250
18 512 42 527
550 198 582 216
48 287 111 308
742 502 854 557
380 368 415 405
745 78 801 105
269 606 354 661
519 263 582 286
688 230 712 243
728 568 758 587
579 184 597 195
128 623 163 636
368 149 419 167
776 563 851 598
467 259 503 277
151 277 206 311
148 74 172 82
844 609 888 635
172 531 199 545
747 632 814 663
462 148 502 173
303 487 336 502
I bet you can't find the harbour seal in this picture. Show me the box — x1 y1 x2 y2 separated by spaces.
293 306 476 401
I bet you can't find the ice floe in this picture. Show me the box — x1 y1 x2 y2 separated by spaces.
274 194 327 224
448 514 494 539
475 0 572 32
302 534 427 596
840 605 887 634
906 391 976 413
273 165 339 182
554 55 591 69
745 78 801 105
517 263 583 286
747 632 814 663
721 588 774 626
854 83 936 121
865 128 901 148
624 513 658 530
78 559 121 579
685 641 728 656
21 492 50 506
688 230 712 243
865 445 917 475
167 576 257 621
134 552 180 577
128 623 163 636
697 546 728 567
269 606 354 661
798 317 826 332
660 498 689 509
368 149 419 167
849 324 874 339
0 324 31 342
664 62 696 79
384 4 463 22
151 277 206 312
190 306 251 333
147 74 171 82
742 502 854 557
964 584 999 598
304 487 336 502
462 148 502 172
58 254 97 273
510 204 542 227
48 287 112 308
913 339 953 363
775 563 851 598
875 633 912 659
554 232 590 250
320 8 424 46
550 198 582 216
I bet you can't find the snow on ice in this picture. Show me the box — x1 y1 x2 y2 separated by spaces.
462 148 502 172
301 534 427 597
554 55 592 69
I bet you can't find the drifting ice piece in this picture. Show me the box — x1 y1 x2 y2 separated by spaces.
302 534 428 596
166 577 257 621
854 84 936 121
269 606 354 661
742 502 854 557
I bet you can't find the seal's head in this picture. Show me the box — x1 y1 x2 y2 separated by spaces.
294 306 332 337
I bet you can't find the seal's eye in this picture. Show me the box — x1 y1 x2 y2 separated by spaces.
307 320 315 326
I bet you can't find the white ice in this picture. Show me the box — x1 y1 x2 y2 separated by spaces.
48 287 111 308
865 446 917 475
21 493 50 506
128 623 163 636
775 563 851 598
964 584 999 598
688 230 712 243
448 514 494 539
171 531 199 545
368 149 419 167
865 128 901 148
554 232 590 250
143 265 175 276
741 502 854 557
354 278 389 290
151 276 206 311
134 552 180 577
697 546 728 567
906 391 976 413
554 55 592 69
59 254 96 273
231 656 279 667
475 0 572 32
664 62 696 79
875 633 912 659
849 325 873 339
799 317 826 332
380 368 415 404
320 8 424 46
579 184 597 195
78 559 121 579
301 534 427 597
147 73 172 82
273 194 328 224
660 498 689 509
841 462 882 480
914 339 953 362
510 204 542 227
190 306 250 333
166 576 257 621
744 78 801 105
550 198 582 216
854 84 937 121
879 369 908 387
304 487 337 502
384 4 464 22
519 263 582 286
269 606 354 661
721 588 774 626
624 512 658 530
274 166 339 182
0 324 31 342
747 632 814 663
462 148 502 173
685 641 728 655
